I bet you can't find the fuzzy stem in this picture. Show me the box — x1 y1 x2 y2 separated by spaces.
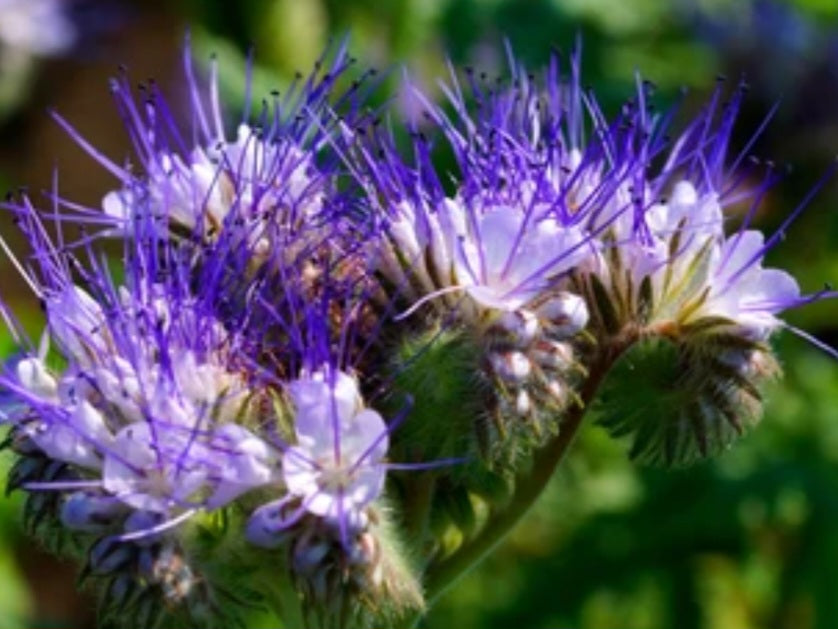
420 339 630 608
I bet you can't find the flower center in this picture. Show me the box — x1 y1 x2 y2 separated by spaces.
316 463 356 493
143 467 174 497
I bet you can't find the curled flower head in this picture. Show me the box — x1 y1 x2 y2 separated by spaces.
0 161 290 626
3 242 279 528
557 77 838 465
354 49 615 467
53 37 371 278
363 54 607 321
234 243 429 625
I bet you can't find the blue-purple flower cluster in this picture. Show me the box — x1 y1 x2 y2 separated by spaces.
365 55 821 338
0 40 832 628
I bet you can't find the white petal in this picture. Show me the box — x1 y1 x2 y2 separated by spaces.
283 446 319 499
16 357 58 400
671 180 698 207
644 202 670 234
740 268 801 313
102 190 131 222
474 208 520 279
438 198 468 242
102 423 167 512
291 371 360 439
306 490 339 519
343 408 389 463
208 424 278 507
47 286 107 365
347 464 386 508
716 230 765 281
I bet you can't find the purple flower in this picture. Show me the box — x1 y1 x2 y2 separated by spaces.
54 39 365 272
358 49 629 327
101 123 328 254
702 231 801 337
631 177 803 338
284 370 388 527
447 199 590 312
0 35 835 629
0 196 281 542
245 291 396 548
586 83 833 340
366 46 833 343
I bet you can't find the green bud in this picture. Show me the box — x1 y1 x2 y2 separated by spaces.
594 327 779 467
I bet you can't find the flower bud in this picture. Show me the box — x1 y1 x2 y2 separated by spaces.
489 351 532 383
245 499 295 549
537 292 589 337
61 491 126 532
123 511 165 547
532 340 575 371
496 309 540 346
16 357 58 400
545 379 567 405
89 537 136 575
515 389 532 416
291 532 333 577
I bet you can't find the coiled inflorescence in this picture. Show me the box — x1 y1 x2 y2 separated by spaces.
0 38 833 629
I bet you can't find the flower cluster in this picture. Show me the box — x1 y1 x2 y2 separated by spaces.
1 45 410 628
359 55 831 465
0 40 833 629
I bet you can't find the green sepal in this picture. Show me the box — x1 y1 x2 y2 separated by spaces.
366 505 426 624
6 456 44 495
637 275 654 324
589 273 621 335
678 315 737 336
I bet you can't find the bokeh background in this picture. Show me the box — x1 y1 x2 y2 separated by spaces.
1 0 838 627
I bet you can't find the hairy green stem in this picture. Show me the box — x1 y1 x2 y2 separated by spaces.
420 341 630 608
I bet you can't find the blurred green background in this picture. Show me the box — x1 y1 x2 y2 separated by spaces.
1 0 838 627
